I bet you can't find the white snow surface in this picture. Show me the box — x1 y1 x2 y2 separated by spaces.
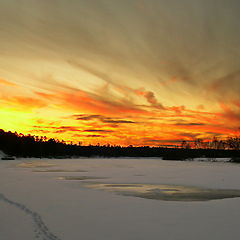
0 157 240 240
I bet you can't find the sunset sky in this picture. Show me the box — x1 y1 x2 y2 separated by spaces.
0 0 240 146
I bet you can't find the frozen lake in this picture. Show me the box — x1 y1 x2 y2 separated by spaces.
0 158 240 240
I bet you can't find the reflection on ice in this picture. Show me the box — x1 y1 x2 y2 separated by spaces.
58 176 107 181
17 162 56 168
85 183 240 202
33 169 88 173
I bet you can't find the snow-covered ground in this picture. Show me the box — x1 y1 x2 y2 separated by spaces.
1 157 240 240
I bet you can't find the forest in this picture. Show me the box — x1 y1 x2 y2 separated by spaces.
0 129 240 161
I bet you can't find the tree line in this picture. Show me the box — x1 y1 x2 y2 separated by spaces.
181 136 240 150
0 129 239 161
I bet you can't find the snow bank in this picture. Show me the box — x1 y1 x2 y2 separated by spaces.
0 150 6 158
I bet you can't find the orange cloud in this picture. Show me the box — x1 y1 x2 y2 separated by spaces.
0 78 17 87
9 96 47 109
197 104 205 110
219 102 240 123
168 105 185 114
1 79 238 146
35 91 55 100
56 89 149 115
233 101 240 109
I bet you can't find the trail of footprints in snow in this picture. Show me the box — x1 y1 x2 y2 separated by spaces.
0 193 61 240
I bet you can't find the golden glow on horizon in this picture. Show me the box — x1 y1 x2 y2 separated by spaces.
0 0 239 145
0 108 36 133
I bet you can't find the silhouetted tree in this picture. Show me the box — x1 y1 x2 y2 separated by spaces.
0 129 239 160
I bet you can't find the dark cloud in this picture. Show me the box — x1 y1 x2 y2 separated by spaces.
83 129 114 133
33 125 81 133
101 119 135 124
146 139 182 143
74 114 136 124
34 125 112 135
135 89 165 110
85 135 104 138
53 126 80 133
173 122 205 126
56 126 79 130
75 114 103 121
72 133 105 138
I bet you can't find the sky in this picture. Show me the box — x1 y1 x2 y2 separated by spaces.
0 0 240 146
